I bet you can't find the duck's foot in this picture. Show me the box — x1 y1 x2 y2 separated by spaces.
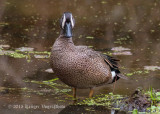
73 87 77 99
89 88 94 98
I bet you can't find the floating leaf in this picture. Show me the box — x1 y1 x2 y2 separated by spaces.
86 36 94 39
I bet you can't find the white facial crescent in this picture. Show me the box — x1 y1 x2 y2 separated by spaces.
62 14 66 29
70 14 74 28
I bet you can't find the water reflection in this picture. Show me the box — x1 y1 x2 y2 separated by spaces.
0 0 160 113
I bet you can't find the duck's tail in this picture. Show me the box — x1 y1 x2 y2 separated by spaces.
102 54 129 83
111 70 128 83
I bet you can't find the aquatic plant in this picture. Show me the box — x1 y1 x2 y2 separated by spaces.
77 88 160 113
146 87 160 106
24 78 72 98
78 93 125 108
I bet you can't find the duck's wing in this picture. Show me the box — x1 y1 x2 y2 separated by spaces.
76 46 102 58
76 46 119 66
76 46 119 67
101 54 129 80
101 54 119 69
76 45 129 81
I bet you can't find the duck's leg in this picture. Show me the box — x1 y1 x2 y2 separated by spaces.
73 87 77 98
89 88 94 98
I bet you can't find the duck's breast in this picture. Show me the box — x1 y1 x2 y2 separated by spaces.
51 47 112 88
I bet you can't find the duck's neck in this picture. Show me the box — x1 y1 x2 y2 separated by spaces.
53 34 74 51
59 29 73 43
60 29 66 36
60 36 73 44
60 28 72 38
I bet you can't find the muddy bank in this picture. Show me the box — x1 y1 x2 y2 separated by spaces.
78 88 160 113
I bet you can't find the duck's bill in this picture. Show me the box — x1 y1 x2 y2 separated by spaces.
64 22 72 38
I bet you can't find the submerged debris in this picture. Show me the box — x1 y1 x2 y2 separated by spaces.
111 46 131 51
16 47 34 52
112 51 132 55
34 54 49 59
144 66 160 71
0 44 10 49
111 46 132 55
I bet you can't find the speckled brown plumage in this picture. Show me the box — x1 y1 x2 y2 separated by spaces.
50 12 125 98
50 35 113 89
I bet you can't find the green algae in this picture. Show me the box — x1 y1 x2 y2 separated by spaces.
88 45 93 48
0 50 28 58
103 52 113 56
0 22 9 26
114 36 132 45
144 88 160 113
24 78 72 97
78 93 125 107
146 88 160 105
86 36 94 39
0 46 51 59
2 78 71 98
132 109 138 114
7 52 28 58
125 70 149 77
24 78 62 87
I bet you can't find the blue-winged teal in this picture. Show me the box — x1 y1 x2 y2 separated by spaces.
50 12 127 98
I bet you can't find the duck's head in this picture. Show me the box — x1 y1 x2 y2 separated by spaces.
60 12 75 38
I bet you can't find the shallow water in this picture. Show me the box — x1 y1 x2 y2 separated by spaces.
0 0 160 113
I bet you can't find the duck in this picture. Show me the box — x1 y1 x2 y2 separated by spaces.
50 12 127 98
